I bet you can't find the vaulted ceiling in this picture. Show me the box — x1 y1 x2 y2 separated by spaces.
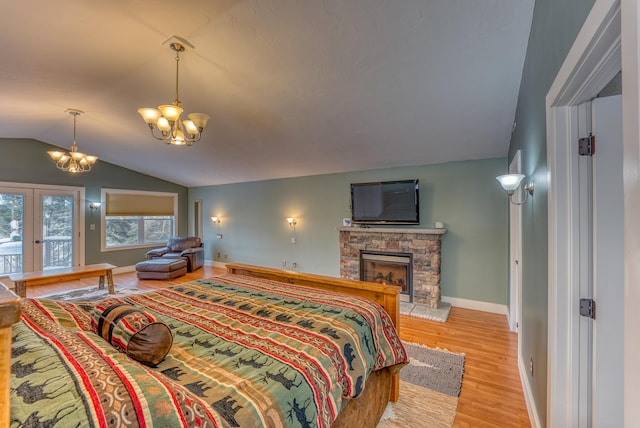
1 0 534 187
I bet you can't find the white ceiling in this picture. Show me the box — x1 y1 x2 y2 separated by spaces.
0 0 534 187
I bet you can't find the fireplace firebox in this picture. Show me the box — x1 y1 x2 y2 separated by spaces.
360 251 413 303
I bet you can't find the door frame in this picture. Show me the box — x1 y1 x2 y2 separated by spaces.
545 0 624 426
193 199 203 238
508 150 523 334
620 0 640 424
0 181 85 273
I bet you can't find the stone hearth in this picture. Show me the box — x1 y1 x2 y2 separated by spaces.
338 227 446 308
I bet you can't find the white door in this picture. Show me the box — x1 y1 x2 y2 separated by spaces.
0 184 82 275
591 94 624 426
574 95 624 427
0 188 33 275
35 189 81 270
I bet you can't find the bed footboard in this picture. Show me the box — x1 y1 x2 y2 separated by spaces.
226 263 402 402
0 282 21 426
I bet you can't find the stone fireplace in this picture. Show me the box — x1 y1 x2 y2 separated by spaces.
338 227 446 308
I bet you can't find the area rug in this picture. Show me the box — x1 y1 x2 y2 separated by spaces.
377 381 459 428
400 301 452 322
401 342 465 396
377 342 465 427
38 285 147 302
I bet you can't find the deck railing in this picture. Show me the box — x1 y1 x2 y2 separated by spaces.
0 254 21 275
0 238 72 275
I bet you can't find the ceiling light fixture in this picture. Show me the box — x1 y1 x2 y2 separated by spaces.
138 41 210 146
47 109 98 173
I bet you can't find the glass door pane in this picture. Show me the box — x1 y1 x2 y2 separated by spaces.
0 193 24 275
39 194 74 270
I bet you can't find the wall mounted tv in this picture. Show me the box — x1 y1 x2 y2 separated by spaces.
350 179 420 225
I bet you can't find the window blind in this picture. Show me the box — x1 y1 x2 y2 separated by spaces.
105 192 175 216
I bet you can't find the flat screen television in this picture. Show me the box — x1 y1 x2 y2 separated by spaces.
350 179 419 225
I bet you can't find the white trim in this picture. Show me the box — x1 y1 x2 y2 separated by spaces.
621 0 640 425
440 296 507 315
519 355 543 428
0 181 83 192
546 0 621 107
546 1 622 426
113 265 136 274
207 260 227 269
508 150 523 333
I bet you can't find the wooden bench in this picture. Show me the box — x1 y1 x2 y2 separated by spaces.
9 263 116 298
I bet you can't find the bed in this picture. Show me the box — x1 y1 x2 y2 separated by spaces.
1 263 407 427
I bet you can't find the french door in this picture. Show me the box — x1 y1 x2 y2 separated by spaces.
0 184 83 275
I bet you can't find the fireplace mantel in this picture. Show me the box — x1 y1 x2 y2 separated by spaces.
336 227 447 235
338 226 445 308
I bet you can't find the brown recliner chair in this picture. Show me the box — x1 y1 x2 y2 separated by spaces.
145 236 204 272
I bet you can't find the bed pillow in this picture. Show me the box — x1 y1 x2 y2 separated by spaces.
92 301 173 367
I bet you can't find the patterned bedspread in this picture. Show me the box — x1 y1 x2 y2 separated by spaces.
10 274 407 427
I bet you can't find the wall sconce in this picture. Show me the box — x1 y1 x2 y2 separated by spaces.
286 217 297 244
89 202 101 211
496 174 534 205
211 216 222 239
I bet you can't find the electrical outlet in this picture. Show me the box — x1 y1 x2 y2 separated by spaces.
216 233 223 239
89 224 95 230
290 237 296 244
216 252 221 259
282 260 287 267
529 357 534 377
223 253 228 260
292 262 297 269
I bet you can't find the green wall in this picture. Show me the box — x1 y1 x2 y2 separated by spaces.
508 0 596 424
0 138 189 266
190 157 509 305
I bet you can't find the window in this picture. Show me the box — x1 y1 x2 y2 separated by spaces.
104 216 174 247
102 189 177 251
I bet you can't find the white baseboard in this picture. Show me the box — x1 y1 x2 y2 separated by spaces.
113 265 136 274
519 355 542 428
205 260 227 268
441 295 508 315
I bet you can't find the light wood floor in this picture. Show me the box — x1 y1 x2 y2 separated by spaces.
21 265 531 427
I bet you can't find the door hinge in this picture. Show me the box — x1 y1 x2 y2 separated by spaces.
579 298 596 319
578 133 595 156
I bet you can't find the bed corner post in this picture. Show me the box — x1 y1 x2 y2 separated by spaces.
385 292 401 403
0 282 21 426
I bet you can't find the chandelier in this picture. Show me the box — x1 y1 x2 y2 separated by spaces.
47 109 98 173
138 41 210 146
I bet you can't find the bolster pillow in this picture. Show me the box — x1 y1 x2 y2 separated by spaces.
92 301 173 367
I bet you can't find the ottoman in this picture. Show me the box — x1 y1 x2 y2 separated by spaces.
135 258 187 280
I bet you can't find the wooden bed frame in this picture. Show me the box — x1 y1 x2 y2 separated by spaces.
0 263 402 427
0 281 21 427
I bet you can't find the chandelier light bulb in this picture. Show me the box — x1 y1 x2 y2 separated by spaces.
138 108 161 124
157 117 171 132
